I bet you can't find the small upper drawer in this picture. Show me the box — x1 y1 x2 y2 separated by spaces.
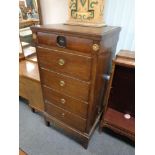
37 47 92 81
43 86 88 119
40 69 90 102
37 32 93 53
45 102 86 132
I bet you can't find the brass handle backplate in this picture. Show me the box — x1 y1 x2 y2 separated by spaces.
59 80 65 87
92 44 100 51
60 99 66 104
58 59 65 66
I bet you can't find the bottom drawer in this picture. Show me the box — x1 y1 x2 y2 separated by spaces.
45 102 86 132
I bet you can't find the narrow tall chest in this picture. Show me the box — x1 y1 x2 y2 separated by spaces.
31 24 121 148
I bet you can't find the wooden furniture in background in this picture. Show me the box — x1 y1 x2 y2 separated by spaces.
31 24 121 148
100 50 135 140
19 19 39 29
19 38 25 61
19 59 44 112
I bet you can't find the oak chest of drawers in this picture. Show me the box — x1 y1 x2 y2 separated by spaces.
31 24 121 148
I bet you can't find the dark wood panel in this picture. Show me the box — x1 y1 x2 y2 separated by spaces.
104 108 135 134
109 65 135 117
43 86 88 119
45 102 86 132
37 46 92 81
40 69 90 101
37 32 93 53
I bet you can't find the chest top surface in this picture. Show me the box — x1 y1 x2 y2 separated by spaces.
31 24 121 39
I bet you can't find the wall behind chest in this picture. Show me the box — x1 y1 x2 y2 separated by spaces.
104 0 134 52
40 0 134 52
40 0 68 24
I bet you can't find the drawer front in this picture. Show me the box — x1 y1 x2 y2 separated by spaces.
40 69 90 101
37 32 93 53
45 102 86 132
43 86 88 119
37 47 91 81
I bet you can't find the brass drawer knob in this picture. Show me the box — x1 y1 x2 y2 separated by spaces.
60 98 66 104
92 44 100 51
58 59 65 66
59 80 65 87
61 113 65 117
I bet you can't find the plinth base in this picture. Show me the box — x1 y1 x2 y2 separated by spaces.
44 112 101 149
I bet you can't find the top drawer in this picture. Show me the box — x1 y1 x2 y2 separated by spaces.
37 32 93 53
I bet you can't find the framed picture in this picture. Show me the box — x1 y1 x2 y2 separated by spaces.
66 0 105 27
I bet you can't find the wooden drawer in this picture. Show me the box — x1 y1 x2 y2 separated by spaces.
37 47 92 81
40 69 90 101
43 86 88 119
37 32 93 53
45 102 86 132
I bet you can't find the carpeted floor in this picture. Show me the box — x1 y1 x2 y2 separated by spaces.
19 99 135 155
